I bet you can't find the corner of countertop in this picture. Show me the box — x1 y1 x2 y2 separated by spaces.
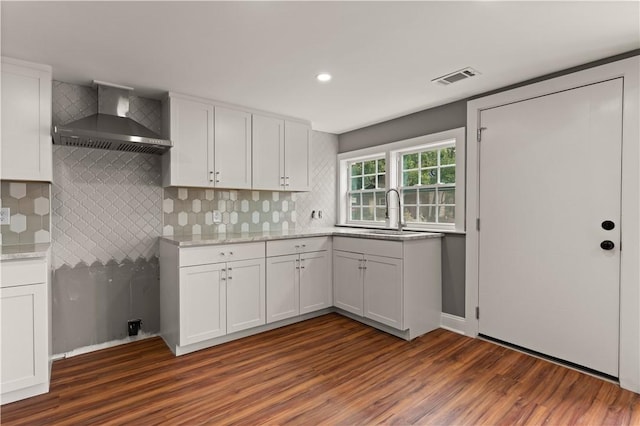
1 243 51 260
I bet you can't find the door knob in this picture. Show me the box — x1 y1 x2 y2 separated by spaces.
601 220 615 231
600 240 615 250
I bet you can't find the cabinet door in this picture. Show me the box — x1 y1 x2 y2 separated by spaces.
166 96 214 187
333 250 364 316
266 254 299 323
300 250 332 314
364 255 404 329
226 258 266 333
1 60 52 181
1 284 47 394
252 114 284 190
284 121 311 191
179 263 226 346
214 106 252 189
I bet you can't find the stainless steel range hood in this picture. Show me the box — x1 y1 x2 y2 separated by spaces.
52 81 172 155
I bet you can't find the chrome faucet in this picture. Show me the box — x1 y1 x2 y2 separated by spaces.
385 188 405 232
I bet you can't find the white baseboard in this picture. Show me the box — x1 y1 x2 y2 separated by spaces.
440 313 466 335
52 332 158 360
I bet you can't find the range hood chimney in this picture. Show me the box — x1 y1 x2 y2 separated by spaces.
52 81 172 155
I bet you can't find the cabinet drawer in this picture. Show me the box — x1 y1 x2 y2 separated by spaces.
180 242 265 267
266 237 331 257
0 258 47 288
333 236 402 259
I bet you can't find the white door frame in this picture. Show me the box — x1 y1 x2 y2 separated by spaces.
465 56 640 392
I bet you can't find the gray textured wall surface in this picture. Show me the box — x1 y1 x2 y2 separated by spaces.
51 81 164 353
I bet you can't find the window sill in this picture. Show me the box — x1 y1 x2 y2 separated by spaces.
335 223 466 235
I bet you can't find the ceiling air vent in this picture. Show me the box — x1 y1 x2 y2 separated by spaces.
432 67 481 86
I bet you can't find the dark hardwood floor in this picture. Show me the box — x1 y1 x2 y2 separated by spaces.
2 313 640 425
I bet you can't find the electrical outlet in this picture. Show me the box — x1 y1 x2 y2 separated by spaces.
0 208 10 225
213 210 222 223
128 319 142 336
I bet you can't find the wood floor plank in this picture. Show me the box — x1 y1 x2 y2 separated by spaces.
2 313 639 425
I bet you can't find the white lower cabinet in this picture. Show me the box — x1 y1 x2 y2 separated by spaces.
160 241 266 355
266 237 332 323
1 256 50 405
333 236 441 339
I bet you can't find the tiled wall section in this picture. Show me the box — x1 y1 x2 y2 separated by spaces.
162 130 338 236
163 188 294 236
51 81 163 354
0 181 51 245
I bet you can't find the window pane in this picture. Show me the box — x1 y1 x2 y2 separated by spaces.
375 191 386 206
404 206 418 222
362 205 374 221
403 171 419 186
440 147 456 165
439 206 455 223
419 205 437 223
362 192 374 207
351 177 362 190
440 166 455 184
351 207 361 221
403 189 417 205
351 162 362 176
378 159 386 173
421 168 437 185
419 188 436 204
377 174 386 189
403 153 419 170
350 193 361 207
364 160 376 174
421 150 437 167
376 207 386 220
364 175 376 189
438 187 455 204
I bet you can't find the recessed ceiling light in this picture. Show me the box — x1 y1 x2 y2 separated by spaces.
316 73 332 82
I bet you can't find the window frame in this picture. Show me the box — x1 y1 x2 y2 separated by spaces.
337 127 465 232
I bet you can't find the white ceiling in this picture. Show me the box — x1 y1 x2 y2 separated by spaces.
1 1 639 134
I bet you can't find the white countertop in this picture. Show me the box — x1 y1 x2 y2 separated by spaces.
160 227 443 247
0 243 50 260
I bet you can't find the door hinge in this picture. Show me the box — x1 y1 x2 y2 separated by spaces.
477 127 487 142
476 218 480 231
475 306 480 320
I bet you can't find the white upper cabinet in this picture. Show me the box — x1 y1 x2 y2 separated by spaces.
1 57 52 182
163 93 307 190
214 106 252 189
162 95 213 187
253 114 311 191
252 114 284 190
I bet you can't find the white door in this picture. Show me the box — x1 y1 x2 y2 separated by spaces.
300 250 332 314
363 255 403 329
0 284 47 394
333 250 364 316
266 254 299 323
252 114 284 190
179 263 227 345
478 79 623 377
214 106 252 189
284 120 311 191
169 97 214 187
226 258 266 333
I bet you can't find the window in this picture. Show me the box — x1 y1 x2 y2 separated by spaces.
401 145 456 225
337 127 465 232
348 157 386 222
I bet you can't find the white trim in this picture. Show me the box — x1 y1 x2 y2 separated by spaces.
440 313 466 335
337 127 466 232
53 332 158 359
466 56 639 393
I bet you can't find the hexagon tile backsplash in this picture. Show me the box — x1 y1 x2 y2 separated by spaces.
0 181 51 245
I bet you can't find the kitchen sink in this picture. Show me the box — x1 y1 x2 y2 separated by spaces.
362 229 421 236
